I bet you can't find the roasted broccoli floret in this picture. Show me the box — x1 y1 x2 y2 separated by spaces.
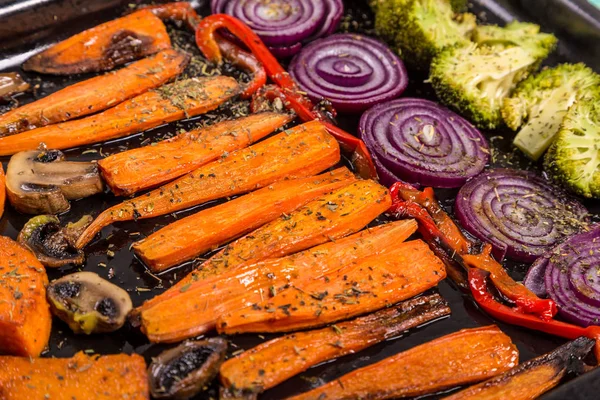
450 0 468 12
504 63 600 160
474 21 557 59
544 98 600 198
373 0 476 69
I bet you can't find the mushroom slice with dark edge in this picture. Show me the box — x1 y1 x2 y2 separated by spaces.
6 149 104 214
18 214 92 267
0 73 29 100
149 338 228 400
47 272 132 334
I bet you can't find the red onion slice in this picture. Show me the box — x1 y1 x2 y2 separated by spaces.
289 34 408 113
456 169 589 262
211 0 343 57
359 98 488 187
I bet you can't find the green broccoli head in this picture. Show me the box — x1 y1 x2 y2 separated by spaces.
430 43 539 129
474 21 558 60
374 0 476 69
505 63 600 160
544 98 600 199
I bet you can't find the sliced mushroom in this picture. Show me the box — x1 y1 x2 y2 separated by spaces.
18 214 92 267
0 72 30 100
149 338 228 400
6 149 104 214
47 271 132 334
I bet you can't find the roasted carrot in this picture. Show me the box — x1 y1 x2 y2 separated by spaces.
218 239 446 334
99 112 293 196
136 177 392 313
0 236 51 357
0 49 189 137
0 77 239 156
139 220 418 343
0 165 5 220
0 351 149 399
133 168 360 272
76 120 339 248
442 337 595 400
23 9 171 74
220 294 451 396
288 325 519 400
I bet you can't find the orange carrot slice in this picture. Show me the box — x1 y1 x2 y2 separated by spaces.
0 77 239 156
0 165 5 220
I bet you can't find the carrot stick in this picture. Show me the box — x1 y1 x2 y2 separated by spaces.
133 168 359 272
99 112 293 196
136 177 392 313
139 219 418 343
0 351 148 400
220 294 451 396
0 236 51 357
0 77 239 156
288 326 519 400
76 121 340 248
218 239 446 334
0 49 189 137
23 9 171 74
0 165 5 220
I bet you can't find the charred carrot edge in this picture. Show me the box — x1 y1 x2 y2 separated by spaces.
0 236 51 357
133 168 359 272
217 239 446 334
0 165 5 220
76 120 340 248
220 294 451 395
442 337 595 400
288 325 519 400
99 112 293 196
139 219 418 343
136 177 391 313
23 9 171 74
0 77 239 156
0 351 148 400
0 49 189 137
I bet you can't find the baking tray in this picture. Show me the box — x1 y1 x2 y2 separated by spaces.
0 0 599 399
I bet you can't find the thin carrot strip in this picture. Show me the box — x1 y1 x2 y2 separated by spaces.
0 77 239 156
0 165 5 220
220 294 450 396
99 112 293 195
139 219 418 343
288 326 519 400
133 168 358 272
0 49 189 136
76 121 339 248
23 9 171 74
0 236 51 357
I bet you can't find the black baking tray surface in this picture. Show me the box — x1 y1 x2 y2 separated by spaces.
0 0 599 399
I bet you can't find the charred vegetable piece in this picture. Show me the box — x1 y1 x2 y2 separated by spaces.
0 73 29 99
0 164 5 220
149 338 227 399
0 77 239 156
17 215 92 267
77 120 340 248
5 149 104 214
0 236 51 357
47 272 132 334
442 337 595 400
289 326 518 400
0 49 189 137
0 351 149 400
133 168 358 272
138 220 418 343
23 9 171 74
220 294 450 396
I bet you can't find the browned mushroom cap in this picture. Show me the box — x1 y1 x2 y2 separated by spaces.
6 149 104 214
0 73 30 99
149 338 228 400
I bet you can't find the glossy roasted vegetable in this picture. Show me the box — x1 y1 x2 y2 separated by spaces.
0 351 149 399
0 77 240 156
5 149 104 214
0 236 51 357
220 294 450 397
47 272 132 334
149 338 227 399
289 326 518 400
0 73 29 99
1 49 189 137
23 9 171 74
